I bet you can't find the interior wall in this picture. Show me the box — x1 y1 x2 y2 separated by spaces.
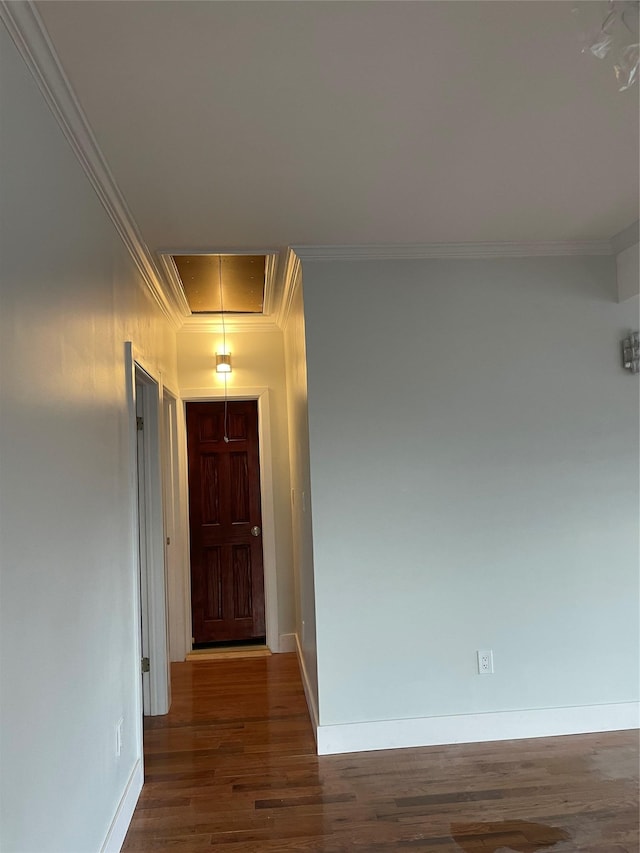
301 255 639 728
0 21 177 853
617 241 639 301
176 328 295 649
283 280 319 720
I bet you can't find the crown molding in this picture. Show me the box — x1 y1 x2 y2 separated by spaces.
263 252 279 316
0 1 184 329
154 254 192 318
277 249 302 330
178 316 281 334
291 241 614 261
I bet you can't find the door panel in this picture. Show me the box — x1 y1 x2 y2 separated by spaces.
187 401 265 645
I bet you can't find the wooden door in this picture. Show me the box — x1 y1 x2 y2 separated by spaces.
186 401 265 645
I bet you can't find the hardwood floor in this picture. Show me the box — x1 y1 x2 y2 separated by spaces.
121 654 639 852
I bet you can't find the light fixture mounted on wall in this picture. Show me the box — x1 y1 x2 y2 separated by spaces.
215 352 232 373
622 332 639 373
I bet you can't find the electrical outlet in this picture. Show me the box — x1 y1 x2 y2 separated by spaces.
477 650 494 675
115 718 123 757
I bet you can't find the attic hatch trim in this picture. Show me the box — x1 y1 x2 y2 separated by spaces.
157 249 279 326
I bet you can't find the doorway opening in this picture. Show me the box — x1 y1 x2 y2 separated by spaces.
186 400 266 647
181 388 279 654
126 343 170 718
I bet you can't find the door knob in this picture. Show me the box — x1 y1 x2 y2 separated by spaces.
251 526 261 537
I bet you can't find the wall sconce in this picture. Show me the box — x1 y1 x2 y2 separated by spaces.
622 332 639 374
215 353 232 374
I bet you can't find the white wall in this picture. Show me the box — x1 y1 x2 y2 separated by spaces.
0 21 177 853
283 281 319 724
176 329 295 650
617 241 639 302
301 256 639 732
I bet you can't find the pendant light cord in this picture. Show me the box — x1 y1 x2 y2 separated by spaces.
218 256 230 443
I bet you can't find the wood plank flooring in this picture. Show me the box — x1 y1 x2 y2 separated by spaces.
121 654 639 852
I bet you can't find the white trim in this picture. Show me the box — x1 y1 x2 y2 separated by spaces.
316 701 640 756
123 344 145 789
278 249 303 330
155 253 192 318
99 759 143 853
291 241 613 262
162 378 181 402
278 633 297 653
138 369 170 715
263 252 279 317
180 387 279 653
174 402 193 659
157 249 280 329
162 393 189 663
135 378 152 716
126 343 170 717
0 1 183 329
158 246 279 258
295 633 319 743
255 391 278 652
181 386 274 400
180 317 282 334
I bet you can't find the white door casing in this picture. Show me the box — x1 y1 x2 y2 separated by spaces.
125 342 170 717
179 386 280 654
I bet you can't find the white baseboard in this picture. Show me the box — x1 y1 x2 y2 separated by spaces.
316 701 639 756
100 758 143 853
294 633 319 742
277 632 297 653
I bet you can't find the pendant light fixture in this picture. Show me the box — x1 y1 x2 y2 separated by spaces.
215 257 232 375
215 256 231 443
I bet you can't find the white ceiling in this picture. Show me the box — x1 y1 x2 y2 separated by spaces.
36 0 638 256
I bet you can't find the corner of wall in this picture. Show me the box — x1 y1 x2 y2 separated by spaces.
277 633 297 653
616 241 639 302
99 759 143 853
295 633 319 744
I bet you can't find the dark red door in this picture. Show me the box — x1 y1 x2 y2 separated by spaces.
186 401 265 645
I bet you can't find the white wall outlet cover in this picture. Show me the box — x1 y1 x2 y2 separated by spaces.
477 650 494 674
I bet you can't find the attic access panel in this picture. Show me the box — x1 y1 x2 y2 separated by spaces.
172 254 265 314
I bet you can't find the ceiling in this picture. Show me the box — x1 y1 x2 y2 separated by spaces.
31 0 639 311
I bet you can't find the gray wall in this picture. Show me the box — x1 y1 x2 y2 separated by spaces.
302 256 639 726
0 22 177 852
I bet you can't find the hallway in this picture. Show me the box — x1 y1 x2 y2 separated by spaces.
121 655 638 852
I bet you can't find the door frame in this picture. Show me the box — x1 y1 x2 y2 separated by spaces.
125 342 170 717
162 385 190 663
180 386 279 652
